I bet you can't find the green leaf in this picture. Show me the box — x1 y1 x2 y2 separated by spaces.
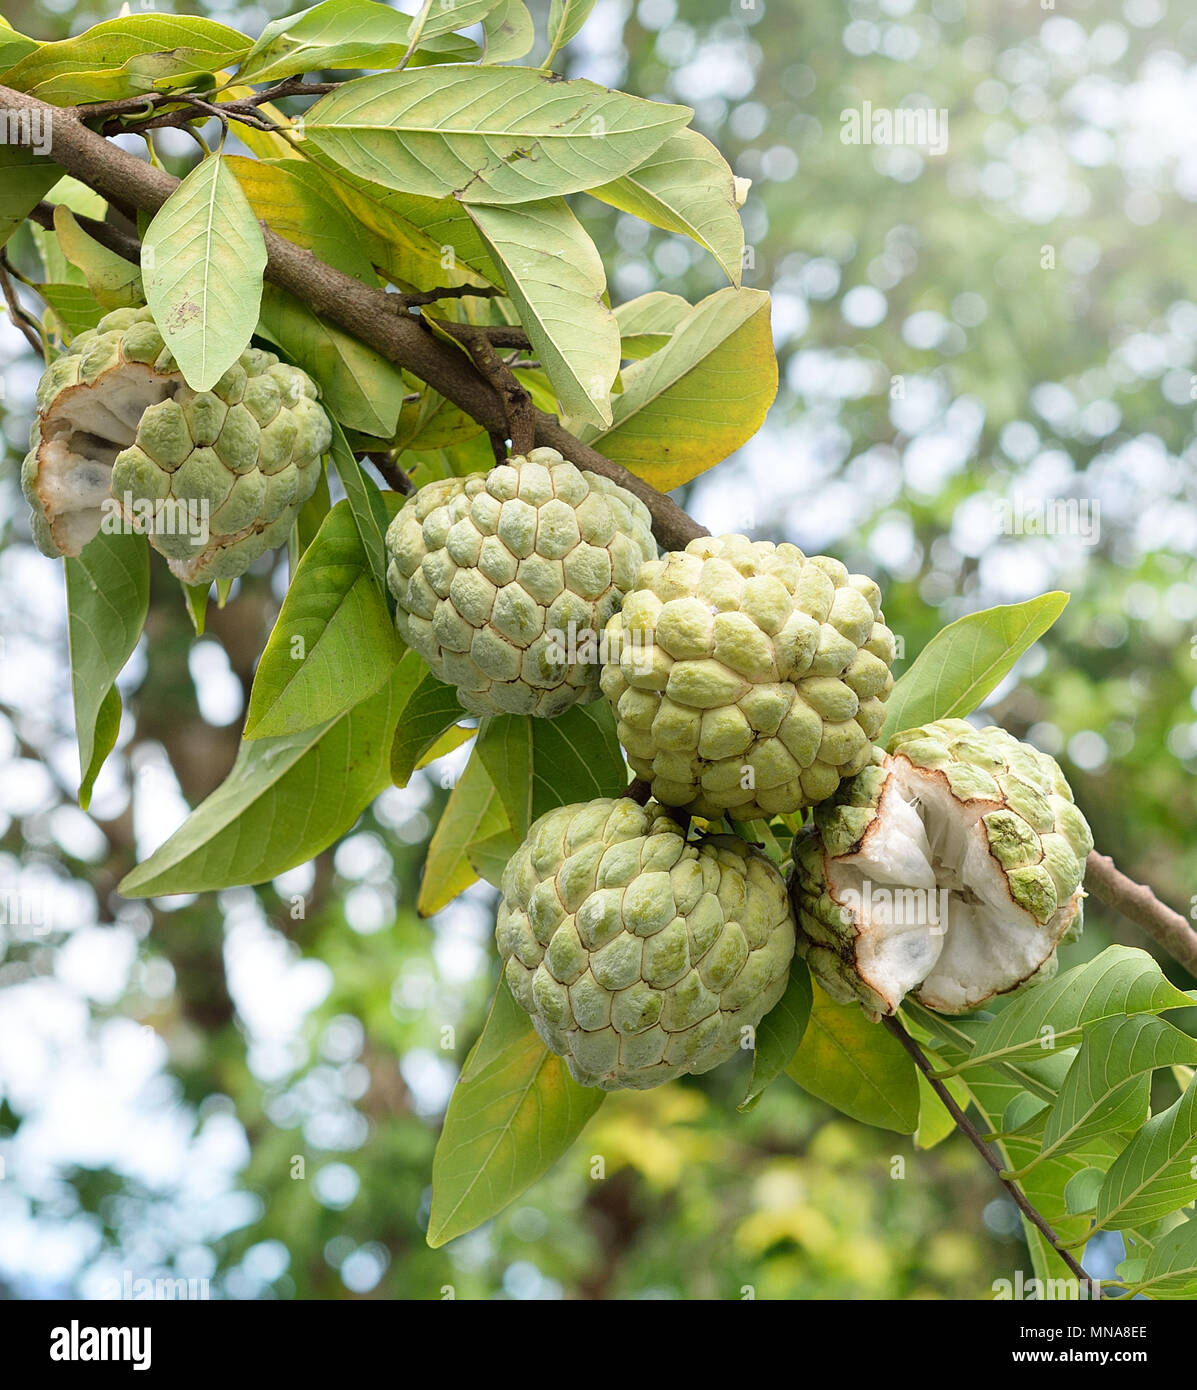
1128 1216 1197 1298
0 21 38 71
545 0 597 66
3 14 251 106
52 206 143 309
65 531 149 809
913 1067 971 1150
182 581 210 636
142 154 266 392
38 282 105 337
582 287 776 490
785 980 919 1132
589 129 744 286
1064 1166 1105 1215
225 157 377 285
327 419 392 594
468 827 523 887
0 143 63 252
949 946 1194 1072
483 0 536 63
235 0 479 85
418 747 508 916
614 289 691 359
118 667 410 896
389 664 468 786
416 0 508 42
467 200 619 429
739 960 811 1112
881 592 1070 742
1095 1073 1197 1231
257 285 410 437
244 501 403 740
476 701 627 839
1037 1015 1197 1164
427 976 604 1248
301 65 691 205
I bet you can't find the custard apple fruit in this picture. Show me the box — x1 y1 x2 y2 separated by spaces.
22 307 332 584
789 718 1094 1019
600 535 896 820
386 449 657 718
497 797 796 1089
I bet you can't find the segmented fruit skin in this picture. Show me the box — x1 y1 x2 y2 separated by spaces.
386 449 657 717
790 719 1095 1018
23 306 331 583
600 534 897 819
497 797 796 1090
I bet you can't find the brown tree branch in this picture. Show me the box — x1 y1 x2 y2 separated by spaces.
1084 851 1197 979
0 253 44 358
883 1014 1103 1297
361 451 414 495
0 85 704 551
441 321 537 456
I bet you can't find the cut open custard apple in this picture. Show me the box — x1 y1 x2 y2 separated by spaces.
600 535 897 820
789 718 1094 1019
22 307 332 584
497 797 796 1089
386 449 657 718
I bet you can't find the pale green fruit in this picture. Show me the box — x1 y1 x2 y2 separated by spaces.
600 534 896 820
789 719 1094 1019
386 449 657 717
497 797 796 1090
22 306 332 584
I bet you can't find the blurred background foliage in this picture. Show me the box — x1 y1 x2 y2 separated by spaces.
1 0 1195 1300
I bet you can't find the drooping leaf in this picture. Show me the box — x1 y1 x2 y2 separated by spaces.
476 701 627 840
785 981 920 1133
3 14 251 106
389 665 468 786
467 200 619 429
739 959 812 1112
225 156 378 284
244 501 403 740
1037 1015 1197 1164
0 20 38 71
257 285 410 437
235 0 479 85
483 0 536 63
427 977 604 1248
301 66 691 205
589 128 744 286
327 419 392 594
38 282 105 337
0 143 63 251
142 155 266 392
52 206 143 308
544 0 597 66
1095 1073 1197 1232
65 532 149 808
881 593 1070 741
468 827 523 888
582 287 776 490
418 747 508 916
948 947 1194 1073
118 668 412 896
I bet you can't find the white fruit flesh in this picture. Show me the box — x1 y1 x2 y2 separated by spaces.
824 759 1075 1014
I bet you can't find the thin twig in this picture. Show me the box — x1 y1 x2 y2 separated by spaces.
398 285 503 308
882 1014 1102 1296
360 452 415 495
0 254 45 358
1085 851 1197 979
441 322 536 456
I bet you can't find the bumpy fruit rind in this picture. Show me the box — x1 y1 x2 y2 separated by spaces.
600 534 896 820
22 306 332 584
497 797 796 1089
789 718 1094 1018
386 449 657 717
